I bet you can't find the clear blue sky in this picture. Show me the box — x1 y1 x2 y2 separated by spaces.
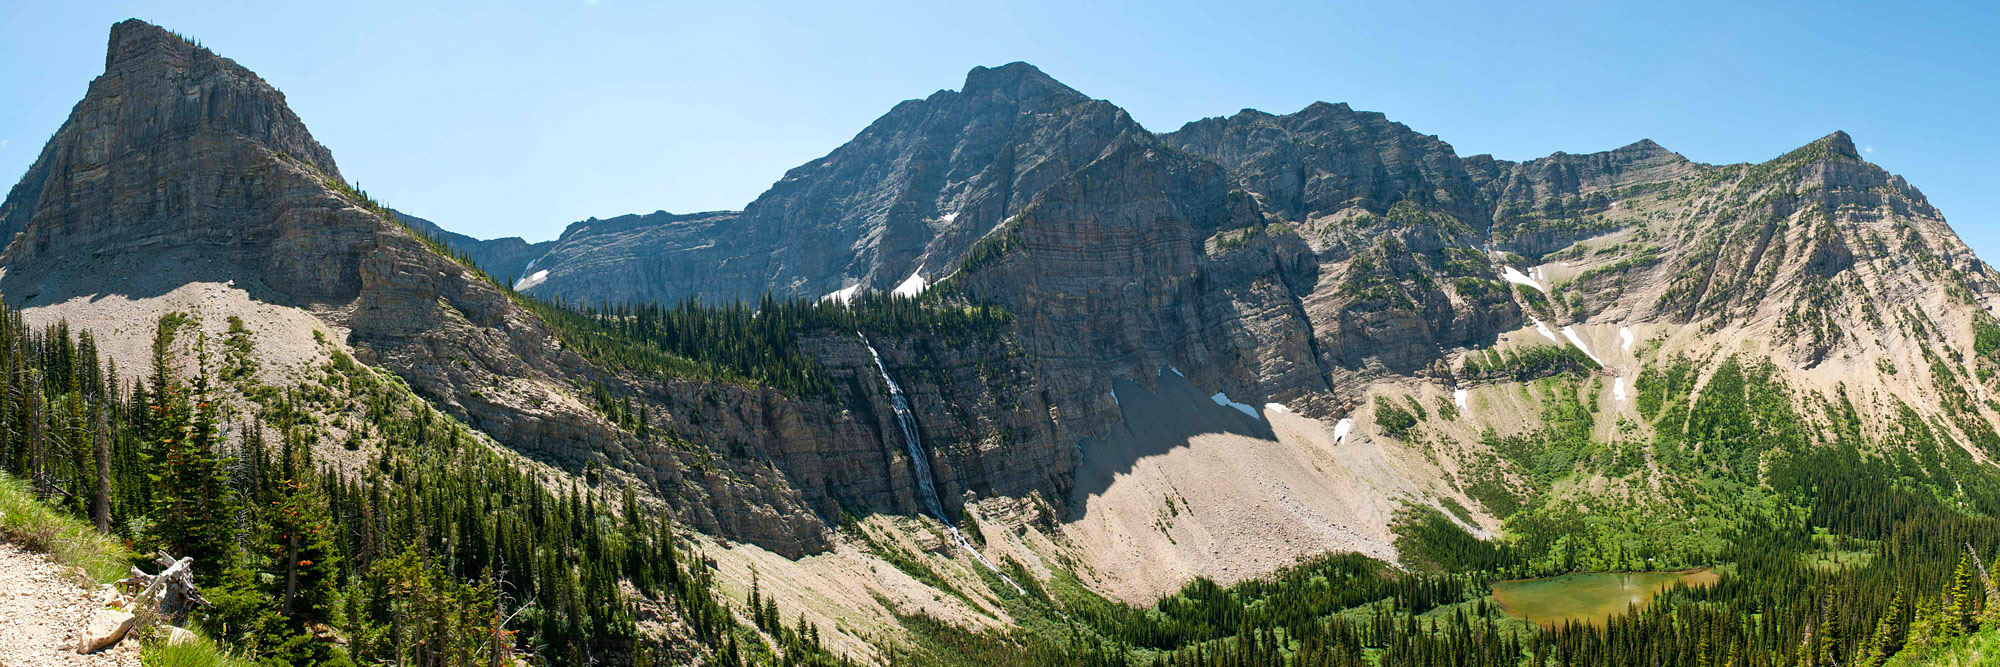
3 1 1997 257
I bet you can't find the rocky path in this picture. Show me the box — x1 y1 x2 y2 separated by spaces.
0 541 139 666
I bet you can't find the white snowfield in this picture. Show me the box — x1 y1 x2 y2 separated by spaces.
1530 316 1560 343
820 283 863 304
513 269 550 291
1211 392 1261 419
1561 326 1606 366
891 264 928 297
1502 266 1545 293
1264 402 1293 414
1331 418 1354 444
1453 388 1469 411
1613 377 1628 402
1620 326 1635 353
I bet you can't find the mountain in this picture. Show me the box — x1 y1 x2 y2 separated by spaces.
7 18 2000 667
513 62 1164 305
0 21 1105 662
473 57 2000 654
392 209 553 283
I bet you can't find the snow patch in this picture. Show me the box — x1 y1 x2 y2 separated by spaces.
1619 326 1635 353
1167 366 1184 378
1332 418 1354 444
940 211 959 224
1263 402 1292 414
513 269 550 291
1529 317 1560 343
1501 266 1545 293
820 284 863 305
1561 326 1606 366
891 264 927 297
1453 388 1469 411
1613 377 1628 402
1210 392 1261 420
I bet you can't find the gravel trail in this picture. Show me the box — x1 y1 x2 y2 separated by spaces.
0 541 139 666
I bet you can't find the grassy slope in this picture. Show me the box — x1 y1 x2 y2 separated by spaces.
0 472 130 583
1885 625 2000 667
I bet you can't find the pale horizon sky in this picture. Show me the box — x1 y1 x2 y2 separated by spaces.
2 1 1997 257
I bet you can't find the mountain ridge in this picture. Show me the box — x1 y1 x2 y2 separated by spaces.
7 19 2000 667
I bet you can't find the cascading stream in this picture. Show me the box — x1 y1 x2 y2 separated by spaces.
862 335 1024 593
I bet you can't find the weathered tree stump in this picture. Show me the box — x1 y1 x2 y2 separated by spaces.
117 551 209 622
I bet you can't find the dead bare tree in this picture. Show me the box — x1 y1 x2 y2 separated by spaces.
119 552 211 625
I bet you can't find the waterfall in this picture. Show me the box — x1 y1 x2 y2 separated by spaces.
862 335 1023 593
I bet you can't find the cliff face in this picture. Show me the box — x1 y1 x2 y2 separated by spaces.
1470 139 1700 257
1160 102 1485 227
0 20 355 303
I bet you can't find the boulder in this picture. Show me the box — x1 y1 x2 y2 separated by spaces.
75 608 135 654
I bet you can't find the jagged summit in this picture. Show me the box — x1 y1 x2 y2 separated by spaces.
1610 138 1677 158
519 57 1151 304
960 61 1079 99
106 18 196 69
1819 129 1861 159
0 18 345 299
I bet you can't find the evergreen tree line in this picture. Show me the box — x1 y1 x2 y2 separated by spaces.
520 292 1011 399
0 303 853 666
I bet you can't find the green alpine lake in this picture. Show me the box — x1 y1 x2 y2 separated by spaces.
1490 568 1720 628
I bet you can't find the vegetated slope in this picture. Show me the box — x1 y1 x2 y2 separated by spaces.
11 17 2000 667
0 19 1087 664
509 59 2000 667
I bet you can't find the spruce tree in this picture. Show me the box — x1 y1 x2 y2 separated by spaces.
148 373 238 579
1947 555 1977 636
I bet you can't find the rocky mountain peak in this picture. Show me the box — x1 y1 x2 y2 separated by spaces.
0 19 343 285
106 18 190 70
100 19 337 174
960 61 1080 101
1159 100 1481 226
1610 138 1681 160
1818 129 1861 160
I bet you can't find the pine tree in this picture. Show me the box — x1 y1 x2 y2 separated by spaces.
1907 595 1943 654
148 373 237 579
1862 590 1905 667
1946 555 1977 636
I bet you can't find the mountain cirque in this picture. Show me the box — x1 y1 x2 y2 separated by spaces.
7 17 2000 663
